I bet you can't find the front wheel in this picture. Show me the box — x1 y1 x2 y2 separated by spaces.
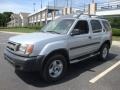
42 54 68 82
98 44 109 61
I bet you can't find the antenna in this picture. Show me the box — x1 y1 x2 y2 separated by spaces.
73 12 84 18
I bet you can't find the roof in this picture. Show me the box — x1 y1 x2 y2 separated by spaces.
11 14 20 19
20 12 30 18
29 6 63 17
7 20 14 24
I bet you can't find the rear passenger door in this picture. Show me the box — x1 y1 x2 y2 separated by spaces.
90 20 103 51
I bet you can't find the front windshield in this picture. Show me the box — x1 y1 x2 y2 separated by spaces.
41 19 75 34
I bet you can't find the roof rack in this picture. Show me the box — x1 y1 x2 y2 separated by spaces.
73 13 104 19
73 13 84 18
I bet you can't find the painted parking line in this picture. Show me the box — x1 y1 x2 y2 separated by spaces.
89 60 120 84
112 41 120 47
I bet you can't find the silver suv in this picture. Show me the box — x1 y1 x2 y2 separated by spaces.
4 14 112 82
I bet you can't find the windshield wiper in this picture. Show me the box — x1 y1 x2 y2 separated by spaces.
46 31 60 34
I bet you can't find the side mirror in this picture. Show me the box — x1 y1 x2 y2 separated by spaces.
71 29 80 36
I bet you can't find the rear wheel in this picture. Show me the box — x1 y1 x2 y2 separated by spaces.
42 54 68 82
98 44 109 61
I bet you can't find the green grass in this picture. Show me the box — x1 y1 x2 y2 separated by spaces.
112 36 120 41
112 28 120 41
0 27 120 38
0 28 39 33
112 28 120 36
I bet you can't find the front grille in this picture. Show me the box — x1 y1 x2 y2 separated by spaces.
7 41 20 52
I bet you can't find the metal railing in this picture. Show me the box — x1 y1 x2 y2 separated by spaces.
97 1 120 11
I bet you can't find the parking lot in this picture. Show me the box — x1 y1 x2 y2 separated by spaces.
0 32 120 90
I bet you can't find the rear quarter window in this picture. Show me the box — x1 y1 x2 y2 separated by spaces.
90 20 102 33
102 20 111 32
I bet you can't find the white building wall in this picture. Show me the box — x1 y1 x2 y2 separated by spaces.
96 9 120 15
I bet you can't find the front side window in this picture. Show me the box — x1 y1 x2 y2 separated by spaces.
41 19 75 34
72 20 89 35
90 20 102 33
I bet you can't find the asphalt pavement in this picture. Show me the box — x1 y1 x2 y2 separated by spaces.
0 32 120 90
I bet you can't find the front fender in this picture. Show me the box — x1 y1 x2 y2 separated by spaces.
39 40 68 56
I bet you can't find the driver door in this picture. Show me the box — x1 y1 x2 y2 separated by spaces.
68 20 93 59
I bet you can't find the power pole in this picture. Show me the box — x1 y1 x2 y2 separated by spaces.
41 0 42 9
53 0 56 20
48 0 49 7
67 0 68 7
70 0 72 14
33 3 36 12
70 0 72 8
54 0 56 10
83 0 85 12
92 0 95 3
40 0 43 26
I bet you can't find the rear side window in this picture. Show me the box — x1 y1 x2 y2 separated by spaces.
102 20 111 32
90 20 102 33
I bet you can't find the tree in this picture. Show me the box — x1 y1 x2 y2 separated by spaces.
0 12 13 27
107 16 120 29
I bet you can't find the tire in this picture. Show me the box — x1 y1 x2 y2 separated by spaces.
42 54 68 82
98 44 109 61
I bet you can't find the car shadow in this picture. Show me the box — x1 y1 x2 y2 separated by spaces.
15 53 117 87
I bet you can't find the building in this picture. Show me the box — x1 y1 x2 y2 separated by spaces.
7 6 83 27
7 14 21 27
7 1 120 27
7 12 30 27
28 6 81 26
19 12 30 27
28 6 63 26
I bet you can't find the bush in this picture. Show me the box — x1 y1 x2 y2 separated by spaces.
106 16 120 29
112 28 120 36
0 25 44 30
0 27 38 33
25 25 43 30
0 27 8 29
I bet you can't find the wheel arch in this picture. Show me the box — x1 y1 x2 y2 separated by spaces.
99 40 111 50
41 49 69 71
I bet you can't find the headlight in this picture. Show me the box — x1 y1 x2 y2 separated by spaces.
25 44 34 54
19 44 34 55
19 44 27 52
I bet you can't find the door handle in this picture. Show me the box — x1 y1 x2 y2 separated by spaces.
88 36 92 39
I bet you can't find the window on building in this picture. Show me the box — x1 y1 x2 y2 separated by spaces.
38 14 41 20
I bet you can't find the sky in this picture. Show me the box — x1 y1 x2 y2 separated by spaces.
0 0 107 13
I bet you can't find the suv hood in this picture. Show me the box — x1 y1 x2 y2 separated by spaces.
9 32 61 44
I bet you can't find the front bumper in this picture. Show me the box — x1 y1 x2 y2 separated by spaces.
4 49 44 71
